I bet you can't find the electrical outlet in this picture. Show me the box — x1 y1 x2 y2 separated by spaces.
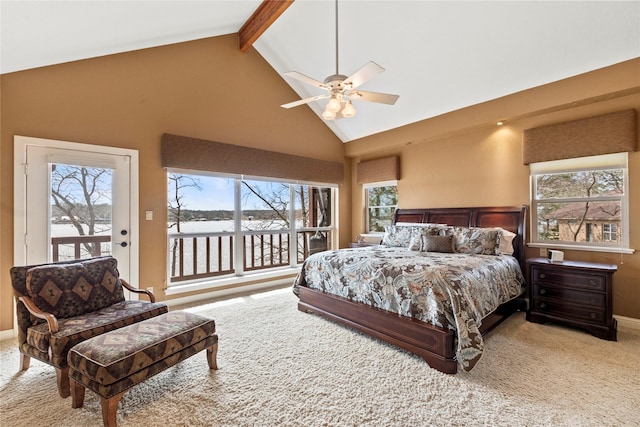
146 287 154 293
539 248 547 257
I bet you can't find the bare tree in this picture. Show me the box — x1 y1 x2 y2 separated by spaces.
168 174 202 275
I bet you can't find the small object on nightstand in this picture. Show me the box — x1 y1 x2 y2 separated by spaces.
548 250 564 262
526 257 617 340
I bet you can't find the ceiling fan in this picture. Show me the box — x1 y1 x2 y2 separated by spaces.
281 0 399 120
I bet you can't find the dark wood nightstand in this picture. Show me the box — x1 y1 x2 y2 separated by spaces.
526 257 617 340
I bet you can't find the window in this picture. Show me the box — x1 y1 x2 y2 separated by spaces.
530 153 629 251
364 181 398 232
167 171 335 287
602 223 618 242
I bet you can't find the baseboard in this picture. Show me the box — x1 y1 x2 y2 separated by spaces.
0 329 16 342
614 314 640 330
165 277 292 308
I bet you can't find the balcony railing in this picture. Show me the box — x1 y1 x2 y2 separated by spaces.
51 235 112 261
51 228 332 283
167 228 332 283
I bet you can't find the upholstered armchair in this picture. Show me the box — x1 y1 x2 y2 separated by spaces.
10 256 168 398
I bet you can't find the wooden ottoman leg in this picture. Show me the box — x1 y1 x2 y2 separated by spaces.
207 343 219 370
70 378 86 408
101 391 126 427
56 366 71 398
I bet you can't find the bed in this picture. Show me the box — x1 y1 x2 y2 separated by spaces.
293 205 528 374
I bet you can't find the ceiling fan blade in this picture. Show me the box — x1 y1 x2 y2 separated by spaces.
281 94 329 109
283 71 327 89
350 90 399 105
343 61 385 89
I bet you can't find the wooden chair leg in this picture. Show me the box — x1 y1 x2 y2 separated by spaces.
70 378 85 408
56 366 71 398
207 343 219 370
19 353 31 371
101 391 126 427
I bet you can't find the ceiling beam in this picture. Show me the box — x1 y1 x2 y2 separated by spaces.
238 0 294 52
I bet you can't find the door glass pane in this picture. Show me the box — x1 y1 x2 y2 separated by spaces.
50 164 113 261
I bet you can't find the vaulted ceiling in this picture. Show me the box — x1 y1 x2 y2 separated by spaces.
2 1 639 142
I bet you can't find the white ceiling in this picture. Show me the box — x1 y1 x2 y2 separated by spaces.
2 1 639 143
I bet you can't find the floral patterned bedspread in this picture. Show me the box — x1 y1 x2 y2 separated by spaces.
292 246 525 371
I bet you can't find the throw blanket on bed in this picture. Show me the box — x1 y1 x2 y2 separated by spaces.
293 246 525 371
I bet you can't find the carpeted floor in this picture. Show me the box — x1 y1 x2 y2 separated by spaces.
1 287 639 426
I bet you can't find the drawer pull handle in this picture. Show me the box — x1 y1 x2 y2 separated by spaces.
539 302 547 310
588 279 597 286
539 273 546 279
539 289 547 296
590 312 597 319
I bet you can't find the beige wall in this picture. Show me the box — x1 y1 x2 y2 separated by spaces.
1 34 638 332
0 35 348 331
348 59 640 319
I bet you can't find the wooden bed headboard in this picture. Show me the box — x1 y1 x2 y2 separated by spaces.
393 206 528 272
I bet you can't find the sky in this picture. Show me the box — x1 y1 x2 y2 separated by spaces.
171 175 295 212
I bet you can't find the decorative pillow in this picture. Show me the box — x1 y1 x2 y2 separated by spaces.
495 227 517 255
447 227 502 255
408 235 422 251
421 234 455 253
26 257 124 319
383 224 446 248
382 225 416 247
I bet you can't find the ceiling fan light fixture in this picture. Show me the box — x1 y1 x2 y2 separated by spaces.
322 108 336 120
327 96 341 112
280 0 398 118
342 100 356 118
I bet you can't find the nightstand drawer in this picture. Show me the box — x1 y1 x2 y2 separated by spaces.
531 267 606 292
532 284 606 307
531 299 606 324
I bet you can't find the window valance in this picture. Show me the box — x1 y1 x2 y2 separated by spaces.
522 109 637 165
357 156 400 184
161 134 344 184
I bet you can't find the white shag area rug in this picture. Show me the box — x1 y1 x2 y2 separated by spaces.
1 287 639 427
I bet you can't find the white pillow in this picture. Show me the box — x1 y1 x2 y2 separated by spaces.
495 227 516 255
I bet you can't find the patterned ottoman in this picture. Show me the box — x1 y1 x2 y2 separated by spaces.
68 311 218 427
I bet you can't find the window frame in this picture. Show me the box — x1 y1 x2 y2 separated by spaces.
363 180 398 234
529 153 633 254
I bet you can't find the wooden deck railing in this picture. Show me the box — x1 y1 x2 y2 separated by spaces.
51 228 332 283
51 235 112 261
168 228 332 282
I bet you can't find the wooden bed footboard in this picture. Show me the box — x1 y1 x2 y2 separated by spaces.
297 286 457 373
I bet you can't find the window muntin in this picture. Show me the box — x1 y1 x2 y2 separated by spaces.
530 153 628 250
365 182 398 232
167 171 335 286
